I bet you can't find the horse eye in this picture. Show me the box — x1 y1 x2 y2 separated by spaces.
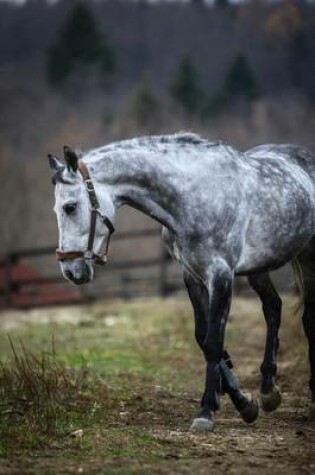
63 202 77 215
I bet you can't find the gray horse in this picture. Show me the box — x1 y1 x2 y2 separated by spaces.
48 133 315 432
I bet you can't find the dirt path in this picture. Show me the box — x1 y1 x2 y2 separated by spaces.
0 296 314 474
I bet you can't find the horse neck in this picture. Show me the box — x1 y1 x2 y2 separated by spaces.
92 149 179 232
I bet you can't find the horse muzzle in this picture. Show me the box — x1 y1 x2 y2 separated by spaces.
60 257 94 285
64 269 90 285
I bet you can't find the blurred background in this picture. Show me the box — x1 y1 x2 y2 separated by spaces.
0 0 315 307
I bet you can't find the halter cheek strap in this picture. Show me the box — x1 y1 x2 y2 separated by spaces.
56 159 115 266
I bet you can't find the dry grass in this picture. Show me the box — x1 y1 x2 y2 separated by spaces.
0 337 109 435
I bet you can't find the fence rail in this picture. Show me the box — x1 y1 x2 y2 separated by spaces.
0 228 182 309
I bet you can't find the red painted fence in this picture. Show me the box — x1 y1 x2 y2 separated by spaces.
0 229 179 309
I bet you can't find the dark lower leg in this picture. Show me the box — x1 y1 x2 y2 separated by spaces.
220 354 248 411
184 271 253 418
248 273 281 394
199 361 221 418
220 352 259 423
198 262 233 422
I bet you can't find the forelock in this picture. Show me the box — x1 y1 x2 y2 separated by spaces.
52 168 74 186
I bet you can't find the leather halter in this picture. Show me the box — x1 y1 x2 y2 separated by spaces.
56 159 115 266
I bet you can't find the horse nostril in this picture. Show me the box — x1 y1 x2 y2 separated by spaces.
65 269 74 280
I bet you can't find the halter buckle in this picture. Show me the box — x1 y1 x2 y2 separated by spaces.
84 250 94 260
95 208 103 216
94 254 107 266
85 180 94 192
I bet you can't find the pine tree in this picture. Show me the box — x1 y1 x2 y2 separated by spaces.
170 57 205 114
225 54 259 101
47 1 115 86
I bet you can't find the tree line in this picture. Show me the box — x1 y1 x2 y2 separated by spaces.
42 0 315 124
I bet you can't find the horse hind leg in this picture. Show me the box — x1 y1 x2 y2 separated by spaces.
296 241 315 419
248 273 282 412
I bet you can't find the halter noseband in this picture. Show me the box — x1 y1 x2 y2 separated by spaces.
56 159 115 266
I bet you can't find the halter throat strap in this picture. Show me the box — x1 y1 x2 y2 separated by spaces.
56 159 115 265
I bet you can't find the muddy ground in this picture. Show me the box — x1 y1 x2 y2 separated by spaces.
0 295 314 474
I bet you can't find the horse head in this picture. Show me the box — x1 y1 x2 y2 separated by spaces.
48 146 115 285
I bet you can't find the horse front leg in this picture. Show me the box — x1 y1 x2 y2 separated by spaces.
189 259 233 432
220 351 259 424
248 273 282 412
184 271 259 428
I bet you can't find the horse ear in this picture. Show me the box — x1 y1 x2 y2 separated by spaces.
48 154 64 171
63 145 78 172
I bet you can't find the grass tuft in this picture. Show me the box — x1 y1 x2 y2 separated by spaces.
0 337 110 436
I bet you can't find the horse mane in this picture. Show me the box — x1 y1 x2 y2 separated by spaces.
158 132 208 145
136 132 222 148
88 133 223 160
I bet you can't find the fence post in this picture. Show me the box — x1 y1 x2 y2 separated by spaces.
4 254 13 308
122 272 132 300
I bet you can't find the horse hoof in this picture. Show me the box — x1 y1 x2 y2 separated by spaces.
189 417 214 433
239 395 259 424
308 402 315 420
260 386 282 412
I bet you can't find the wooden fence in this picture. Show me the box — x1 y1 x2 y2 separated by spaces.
0 228 183 309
